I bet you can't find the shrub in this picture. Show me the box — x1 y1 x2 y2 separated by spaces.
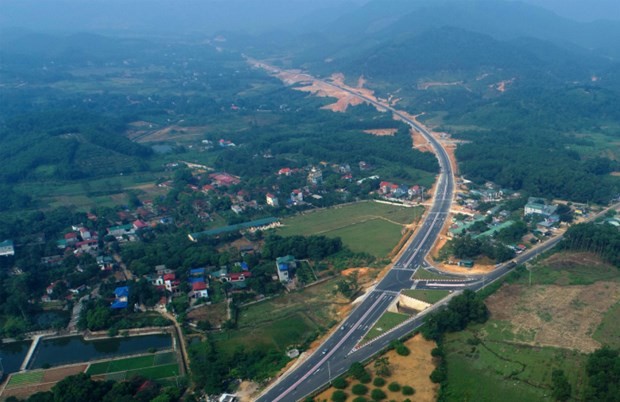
370 388 387 401
352 384 368 396
387 382 400 392
402 386 415 396
373 377 386 387
359 372 372 384
395 344 410 356
430 367 447 383
333 377 348 389
332 390 348 402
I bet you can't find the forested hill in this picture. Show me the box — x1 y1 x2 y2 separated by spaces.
0 110 151 183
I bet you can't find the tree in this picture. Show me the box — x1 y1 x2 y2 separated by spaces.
352 384 368 395
551 369 571 401
401 385 415 396
370 388 386 401
331 390 347 402
387 382 400 392
373 357 391 377
332 377 348 389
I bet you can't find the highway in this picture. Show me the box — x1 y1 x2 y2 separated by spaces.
255 69 620 402
256 80 456 402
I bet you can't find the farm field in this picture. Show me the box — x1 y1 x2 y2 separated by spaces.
442 251 620 401
213 278 349 355
86 351 179 381
1 364 88 401
277 202 424 257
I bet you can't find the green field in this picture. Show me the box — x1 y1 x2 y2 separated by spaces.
6 371 44 389
443 327 588 402
86 352 178 380
363 312 410 342
277 202 424 257
213 278 346 355
401 289 450 304
594 300 620 348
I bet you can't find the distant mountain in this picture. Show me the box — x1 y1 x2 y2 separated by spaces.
318 0 620 60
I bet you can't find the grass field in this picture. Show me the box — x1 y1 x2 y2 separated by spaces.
442 251 620 401
412 268 459 280
213 278 347 355
6 371 44 388
277 202 424 257
444 327 588 402
594 300 620 348
86 352 178 380
401 289 450 304
363 312 410 342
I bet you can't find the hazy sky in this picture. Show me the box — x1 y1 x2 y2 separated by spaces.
0 0 618 35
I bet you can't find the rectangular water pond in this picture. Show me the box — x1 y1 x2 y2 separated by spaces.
28 333 172 369
0 340 32 379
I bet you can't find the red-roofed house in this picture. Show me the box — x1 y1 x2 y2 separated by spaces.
64 232 78 246
133 219 148 230
278 167 292 176
191 281 208 298
209 172 240 186
202 184 215 193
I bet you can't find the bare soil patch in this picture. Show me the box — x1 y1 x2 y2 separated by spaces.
236 380 259 402
315 334 438 402
487 282 620 352
363 128 397 136
418 81 463 90
126 124 208 143
187 303 229 327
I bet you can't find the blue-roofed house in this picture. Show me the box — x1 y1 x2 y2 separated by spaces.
190 267 206 277
275 255 296 282
240 262 249 271
111 286 129 309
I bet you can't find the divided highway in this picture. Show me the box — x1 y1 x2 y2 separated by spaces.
256 83 456 402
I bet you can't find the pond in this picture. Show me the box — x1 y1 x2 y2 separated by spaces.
0 340 32 379
28 333 172 369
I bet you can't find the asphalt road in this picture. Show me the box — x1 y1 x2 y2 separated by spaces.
255 75 620 402
256 83 456 402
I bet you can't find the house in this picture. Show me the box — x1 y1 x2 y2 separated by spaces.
278 167 292 176
231 205 244 215
379 181 392 194
218 139 236 147
108 224 135 238
46 280 67 296
64 232 79 246
190 267 206 277
290 189 303 203
307 167 323 185
0 240 15 257
275 255 296 282
223 272 251 282
393 185 409 198
132 219 148 231
191 282 208 299
111 286 129 309
218 394 238 402
164 273 180 293
97 255 114 271
79 227 92 240
458 260 474 268
524 197 557 217
408 185 422 198
266 193 279 207
74 239 98 254
359 161 370 170
209 172 240 187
